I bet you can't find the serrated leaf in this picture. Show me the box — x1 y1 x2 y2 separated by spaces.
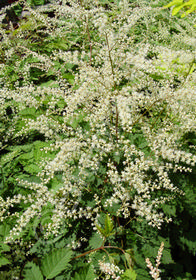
0 243 10 253
0 224 11 241
180 231 196 254
162 248 173 264
0 256 10 267
72 264 96 280
41 248 73 279
0 150 21 166
89 232 103 249
18 107 37 118
18 150 34 161
113 152 121 164
48 42 68 51
95 224 106 237
24 262 43 280
40 80 58 88
24 164 41 174
124 252 134 268
105 214 114 235
121 268 137 280
96 215 115 238
162 204 176 216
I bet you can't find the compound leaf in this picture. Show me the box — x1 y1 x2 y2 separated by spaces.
41 248 73 279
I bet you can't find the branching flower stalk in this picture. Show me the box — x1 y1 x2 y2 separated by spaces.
146 242 165 280
105 32 119 141
85 15 92 65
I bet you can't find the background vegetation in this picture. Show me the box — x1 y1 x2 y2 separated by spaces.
0 0 195 279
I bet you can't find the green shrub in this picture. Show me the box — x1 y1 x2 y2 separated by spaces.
0 0 195 279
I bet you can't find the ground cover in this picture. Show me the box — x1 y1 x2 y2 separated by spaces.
0 0 195 279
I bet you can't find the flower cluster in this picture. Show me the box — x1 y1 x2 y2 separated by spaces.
99 258 124 280
146 242 165 280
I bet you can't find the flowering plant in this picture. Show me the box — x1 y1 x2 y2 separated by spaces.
0 0 195 279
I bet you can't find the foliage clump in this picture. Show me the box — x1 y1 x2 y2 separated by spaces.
0 0 195 279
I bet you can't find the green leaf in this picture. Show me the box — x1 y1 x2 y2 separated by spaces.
89 232 103 249
113 152 121 164
121 268 137 280
23 164 41 174
162 204 176 217
26 0 45 6
96 214 115 238
0 224 11 242
72 264 96 280
124 252 134 268
0 256 11 268
172 4 185 15
164 0 196 17
47 42 68 51
41 248 73 279
95 224 106 237
105 214 114 235
18 151 34 162
40 80 58 88
62 73 75 84
162 247 173 264
164 0 183 9
24 262 43 280
180 232 196 254
188 62 196 74
0 243 10 253
182 4 196 17
18 107 37 118
0 149 21 166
